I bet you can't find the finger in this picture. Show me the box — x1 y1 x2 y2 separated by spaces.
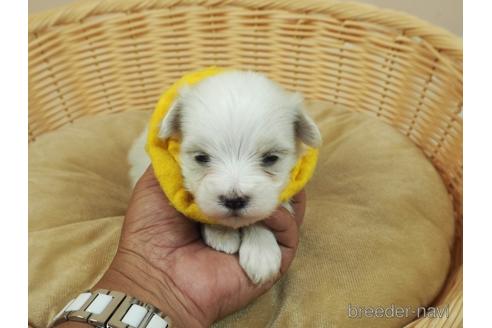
263 194 306 277
133 166 161 193
124 166 199 245
290 190 306 227
127 166 179 223
263 207 299 250
131 166 169 204
262 210 299 279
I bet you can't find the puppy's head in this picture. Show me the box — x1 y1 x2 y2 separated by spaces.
159 71 321 228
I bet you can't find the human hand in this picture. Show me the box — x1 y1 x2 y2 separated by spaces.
61 166 306 328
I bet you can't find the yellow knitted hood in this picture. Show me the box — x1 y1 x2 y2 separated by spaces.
146 67 319 224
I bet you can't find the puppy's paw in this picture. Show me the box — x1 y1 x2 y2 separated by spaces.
239 224 281 284
201 224 241 254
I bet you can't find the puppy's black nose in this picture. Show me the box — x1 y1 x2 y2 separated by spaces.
220 195 250 210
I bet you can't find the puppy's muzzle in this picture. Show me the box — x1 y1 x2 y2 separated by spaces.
219 195 250 211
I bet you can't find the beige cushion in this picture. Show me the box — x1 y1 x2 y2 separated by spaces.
28 101 454 328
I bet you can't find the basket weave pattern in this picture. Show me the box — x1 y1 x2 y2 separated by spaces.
29 1 462 327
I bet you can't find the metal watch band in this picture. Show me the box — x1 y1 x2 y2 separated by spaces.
51 289 170 328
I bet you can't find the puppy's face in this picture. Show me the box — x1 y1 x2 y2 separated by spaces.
159 71 321 228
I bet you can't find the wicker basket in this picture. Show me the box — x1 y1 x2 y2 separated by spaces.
28 0 462 327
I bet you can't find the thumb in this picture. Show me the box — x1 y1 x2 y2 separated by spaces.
126 166 178 223
133 166 163 197
123 166 199 247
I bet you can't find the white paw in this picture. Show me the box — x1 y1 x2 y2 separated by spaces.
201 224 241 254
239 224 281 284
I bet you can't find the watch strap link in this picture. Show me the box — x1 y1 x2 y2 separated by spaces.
52 289 170 328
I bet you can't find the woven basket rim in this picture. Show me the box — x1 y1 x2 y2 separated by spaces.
28 1 463 326
29 0 462 54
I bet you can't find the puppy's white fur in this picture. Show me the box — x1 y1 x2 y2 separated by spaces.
128 71 320 284
201 224 241 254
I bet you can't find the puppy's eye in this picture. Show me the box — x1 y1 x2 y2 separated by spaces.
194 153 210 164
262 154 279 166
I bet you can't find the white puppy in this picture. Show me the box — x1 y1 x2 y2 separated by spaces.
128 71 321 284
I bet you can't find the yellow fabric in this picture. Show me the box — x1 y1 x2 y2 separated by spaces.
29 101 454 328
147 67 319 224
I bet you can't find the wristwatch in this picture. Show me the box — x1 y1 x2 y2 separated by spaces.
51 289 171 328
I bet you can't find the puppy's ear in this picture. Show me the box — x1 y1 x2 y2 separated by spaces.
158 86 191 139
291 93 322 147
158 99 182 139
